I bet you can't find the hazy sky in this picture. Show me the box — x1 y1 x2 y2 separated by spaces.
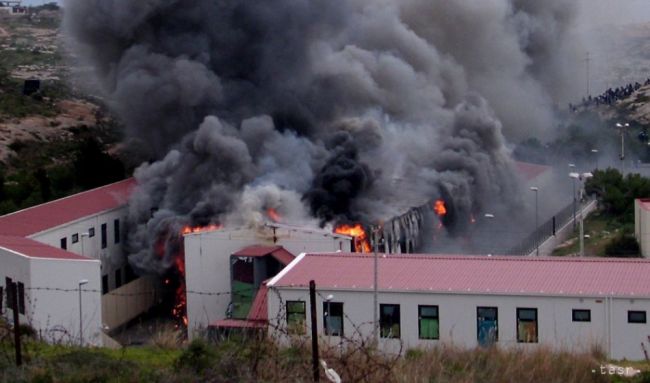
578 0 650 27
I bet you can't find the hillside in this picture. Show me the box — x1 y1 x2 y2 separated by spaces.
0 8 127 214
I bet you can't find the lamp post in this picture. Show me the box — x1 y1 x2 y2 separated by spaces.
484 214 495 255
616 122 630 166
372 226 379 345
591 149 599 170
78 279 88 346
530 187 539 256
569 171 579 229
578 172 593 256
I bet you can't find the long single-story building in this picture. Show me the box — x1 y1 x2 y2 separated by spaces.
267 253 650 360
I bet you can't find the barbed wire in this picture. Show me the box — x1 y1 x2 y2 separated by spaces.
16 286 234 297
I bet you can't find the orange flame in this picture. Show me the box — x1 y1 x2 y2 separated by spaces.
433 199 447 216
181 223 223 235
335 223 372 253
267 208 281 223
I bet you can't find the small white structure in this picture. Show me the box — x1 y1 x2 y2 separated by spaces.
635 198 650 258
267 253 650 360
183 223 351 338
0 179 156 345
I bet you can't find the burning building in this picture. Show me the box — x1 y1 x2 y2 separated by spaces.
183 223 351 337
61 0 588 330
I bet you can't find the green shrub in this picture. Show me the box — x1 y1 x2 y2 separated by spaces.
175 339 215 373
605 234 641 257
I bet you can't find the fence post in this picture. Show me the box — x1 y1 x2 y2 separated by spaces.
11 282 22 366
309 280 319 382
552 216 556 236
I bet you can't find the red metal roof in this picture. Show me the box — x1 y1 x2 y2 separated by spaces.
247 283 269 322
270 253 650 298
0 235 94 261
232 245 295 266
515 161 550 182
0 178 135 237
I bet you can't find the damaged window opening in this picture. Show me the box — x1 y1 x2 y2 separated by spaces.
517 308 538 343
380 304 400 338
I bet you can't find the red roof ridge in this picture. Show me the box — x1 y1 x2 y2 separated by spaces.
0 235 94 261
0 178 134 222
304 252 650 264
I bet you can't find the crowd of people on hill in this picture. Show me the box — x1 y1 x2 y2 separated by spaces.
569 78 650 111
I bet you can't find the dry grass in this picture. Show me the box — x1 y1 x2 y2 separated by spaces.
149 323 184 349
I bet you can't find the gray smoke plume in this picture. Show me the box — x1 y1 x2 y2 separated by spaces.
64 0 583 273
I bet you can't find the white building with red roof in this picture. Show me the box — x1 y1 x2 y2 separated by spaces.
0 178 146 346
183 224 352 339
267 252 650 360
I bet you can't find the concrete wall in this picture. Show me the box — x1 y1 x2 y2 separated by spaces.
0 249 103 346
184 226 350 338
29 257 102 346
30 207 128 291
0 247 32 323
267 288 650 360
102 275 159 331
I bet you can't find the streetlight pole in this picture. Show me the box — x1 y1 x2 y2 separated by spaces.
78 279 88 346
591 149 599 170
569 164 577 230
616 122 630 167
372 226 379 344
530 187 539 256
484 214 495 255
578 172 593 257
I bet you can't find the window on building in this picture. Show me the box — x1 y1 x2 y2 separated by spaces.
323 301 343 336
101 223 107 249
72 233 79 244
628 311 647 324
5 277 13 310
102 275 108 295
517 308 538 343
17 282 25 314
286 301 306 334
0 286 3 313
380 304 401 338
477 307 498 345
115 268 122 289
88 227 95 237
418 305 439 340
572 309 591 322
114 219 120 244
60 237 67 250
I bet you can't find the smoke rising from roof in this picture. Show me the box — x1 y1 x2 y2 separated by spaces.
64 0 583 273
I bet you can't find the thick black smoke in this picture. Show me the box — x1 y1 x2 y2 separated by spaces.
64 0 583 273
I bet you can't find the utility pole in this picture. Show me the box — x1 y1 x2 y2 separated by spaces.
373 226 379 344
309 280 319 382
579 210 585 257
585 51 591 97
11 282 22 366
